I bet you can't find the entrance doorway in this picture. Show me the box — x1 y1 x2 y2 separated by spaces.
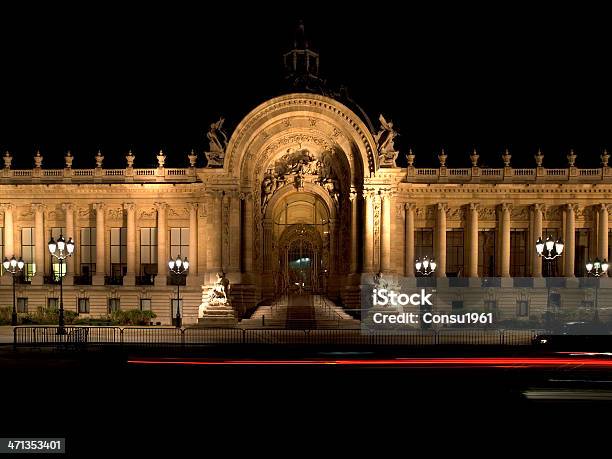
287 237 314 293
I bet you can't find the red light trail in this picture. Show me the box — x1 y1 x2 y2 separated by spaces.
127 357 612 367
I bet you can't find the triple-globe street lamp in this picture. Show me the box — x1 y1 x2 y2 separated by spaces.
168 255 189 328
48 235 75 334
415 256 436 276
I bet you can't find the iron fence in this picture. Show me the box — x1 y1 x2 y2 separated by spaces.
13 326 542 347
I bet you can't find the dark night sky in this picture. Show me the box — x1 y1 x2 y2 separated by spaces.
1 4 611 169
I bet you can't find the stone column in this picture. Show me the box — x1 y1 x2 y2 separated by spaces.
241 193 254 275
435 203 447 278
500 203 511 277
380 192 392 273
62 203 75 285
187 202 198 286
208 192 224 273
468 203 479 278
188 203 198 274
532 204 544 277
599 204 609 266
363 191 374 272
154 202 168 286
349 191 359 274
31 204 45 285
329 219 337 274
1 204 14 285
124 203 136 286
92 203 106 285
404 203 415 277
564 204 576 277
2 204 14 258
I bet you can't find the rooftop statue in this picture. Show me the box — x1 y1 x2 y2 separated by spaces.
374 114 399 168
205 117 228 167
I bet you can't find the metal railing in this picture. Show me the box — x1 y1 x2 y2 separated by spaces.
13 326 541 347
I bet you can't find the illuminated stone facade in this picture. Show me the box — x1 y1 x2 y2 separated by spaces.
1 92 612 325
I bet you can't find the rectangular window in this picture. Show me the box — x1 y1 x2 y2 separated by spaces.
575 228 590 277
484 300 498 314
542 228 562 276
478 230 496 277
47 298 59 310
414 228 434 262
446 229 464 276
17 298 28 313
517 300 529 317
140 228 158 278
140 299 152 311
110 228 127 278
80 228 96 277
48 227 66 280
21 227 36 281
108 298 120 313
169 228 190 260
510 229 528 277
78 298 90 314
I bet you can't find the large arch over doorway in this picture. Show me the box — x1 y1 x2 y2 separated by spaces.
224 93 378 301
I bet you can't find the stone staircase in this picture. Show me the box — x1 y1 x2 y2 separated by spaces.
240 295 360 329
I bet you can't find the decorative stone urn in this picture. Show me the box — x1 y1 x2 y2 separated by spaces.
3 151 12 169
470 149 479 167
64 151 74 169
34 150 43 168
601 150 609 167
126 150 135 168
534 149 544 167
438 149 447 167
188 149 198 167
157 150 166 168
405 149 415 167
95 150 104 168
567 150 577 167
502 149 512 167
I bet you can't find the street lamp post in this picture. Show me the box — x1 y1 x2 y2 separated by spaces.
585 258 609 322
3 256 25 326
48 235 75 335
168 254 189 328
415 256 436 276
536 235 564 331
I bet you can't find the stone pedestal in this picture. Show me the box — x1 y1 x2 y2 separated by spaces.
197 278 237 327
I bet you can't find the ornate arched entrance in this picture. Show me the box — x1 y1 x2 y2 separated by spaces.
221 92 379 302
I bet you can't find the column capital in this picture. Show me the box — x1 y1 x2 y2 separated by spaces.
468 202 480 212
404 202 416 211
437 202 448 213
500 202 512 213
31 203 46 213
598 203 612 215
238 192 252 201
123 202 136 212
154 202 169 211
0 203 14 212
61 203 76 212
187 202 199 211
92 202 106 211
532 203 546 212
566 203 579 213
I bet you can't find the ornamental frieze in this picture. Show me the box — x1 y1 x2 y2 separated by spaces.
510 206 530 221
478 207 497 221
